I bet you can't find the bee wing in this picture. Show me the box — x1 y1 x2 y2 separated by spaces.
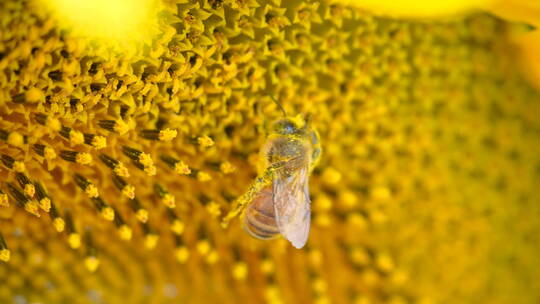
273 164 311 249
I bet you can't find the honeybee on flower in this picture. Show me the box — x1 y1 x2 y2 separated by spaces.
223 97 321 248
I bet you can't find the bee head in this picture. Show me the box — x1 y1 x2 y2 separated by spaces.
272 115 309 135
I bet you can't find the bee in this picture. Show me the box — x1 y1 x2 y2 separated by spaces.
222 98 321 248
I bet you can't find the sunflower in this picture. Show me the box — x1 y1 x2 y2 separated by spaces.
0 0 539 303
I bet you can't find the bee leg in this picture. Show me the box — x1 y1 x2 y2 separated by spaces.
221 174 272 228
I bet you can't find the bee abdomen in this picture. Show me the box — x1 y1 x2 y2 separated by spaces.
242 187 279 240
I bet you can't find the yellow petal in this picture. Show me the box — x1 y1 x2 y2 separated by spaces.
510 30 540 91
337 0 489 17
488 0 540 27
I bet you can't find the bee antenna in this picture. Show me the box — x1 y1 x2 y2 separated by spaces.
270 95 287 117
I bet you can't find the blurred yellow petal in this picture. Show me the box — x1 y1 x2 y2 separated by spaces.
510 30 540 90
488 0 540 27
337 0 489 17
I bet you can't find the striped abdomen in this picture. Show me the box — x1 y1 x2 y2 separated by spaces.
242 186 279 240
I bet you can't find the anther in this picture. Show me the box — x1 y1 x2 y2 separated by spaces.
33 181 51 212
64 211 81 249
160 154 191 175
197 135 215 147
59 126 85 145
33 144 57 160
154 184 175 208
98 119 129 135
129 198 148 223
90 197 115 221
113 211 132 241
141 223 159 249
83 133 106 149
167 209 184 235
83 232 99 272
59 150 92 165
73 174 99 198
1 154 25 172
0 129 24 147
140 128 177 141
99 153 130 177
34 113 61 131
174 235 189 263
112 175 135 199
6 183 39 217
0 233 10 262
48 203 65 232
0 189 8 207
16 173 35 197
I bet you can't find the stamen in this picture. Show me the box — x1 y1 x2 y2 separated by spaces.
197 135 214 147
90 197 115 221
34 113 61 131
220 161 237 174
59 126 85 145
1 154 25 172
132 159 157 176
33 181 51 212
113 212 132 241
83 133 107 149
160 154 191 175
167 209 184 235
154 184 175 208
0 129 24 147
0 190 8 207
99 153 130 177
83 232 99 272
64 212 81 249
0 233 9 262
6 183 39 217
59 150 93 165
98 119 129 135
49 203 65 233
15 173 35 197
73 174 99 198
142 223 159 249
174 236 189 263
112 175 135 199
140 128 177 141
33 144 57 160
129 198 148 223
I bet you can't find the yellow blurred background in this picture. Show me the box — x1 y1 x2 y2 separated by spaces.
0 0 539 303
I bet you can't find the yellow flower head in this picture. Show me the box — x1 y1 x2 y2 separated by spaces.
0 0 539 303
